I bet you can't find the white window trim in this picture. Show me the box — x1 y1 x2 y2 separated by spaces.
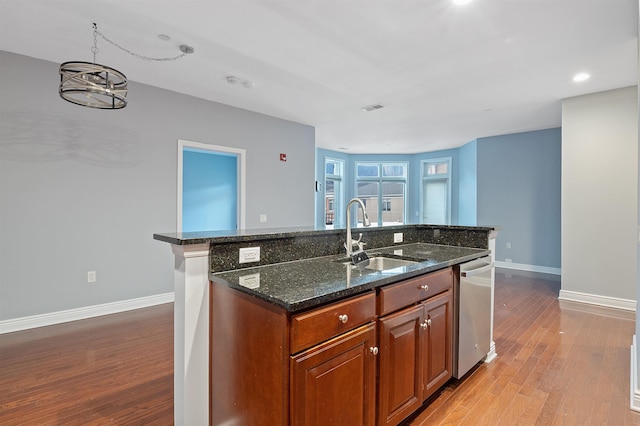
420 157 452 225
324 157 345 228
355 161 408 226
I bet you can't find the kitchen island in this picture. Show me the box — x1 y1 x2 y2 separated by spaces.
154 224 498 426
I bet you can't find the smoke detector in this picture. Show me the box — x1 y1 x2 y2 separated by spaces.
362 104 385 112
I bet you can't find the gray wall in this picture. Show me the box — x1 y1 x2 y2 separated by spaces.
0 51 315 320
561 87 637 300
476 128 562 270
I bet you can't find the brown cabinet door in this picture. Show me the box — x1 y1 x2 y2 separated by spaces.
377 304 424 426
421 289 453 401
291 323 377 426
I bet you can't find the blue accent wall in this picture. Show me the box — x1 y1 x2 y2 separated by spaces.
477 128 561 268
316 127 561 270
183 149 237 232
458 140 478 226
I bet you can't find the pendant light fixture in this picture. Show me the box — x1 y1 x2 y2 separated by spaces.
59 23 194 110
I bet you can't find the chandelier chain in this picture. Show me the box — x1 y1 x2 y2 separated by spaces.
93 25 187 62
91 24 99 63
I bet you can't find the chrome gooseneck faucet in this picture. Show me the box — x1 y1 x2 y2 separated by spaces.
345 197 371 256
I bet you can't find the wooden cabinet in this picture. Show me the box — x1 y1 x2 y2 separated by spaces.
378 305 423 426
210 267 453 426
377 268 453 426
421 290 453 400
210 286 376 426
291 323 377 426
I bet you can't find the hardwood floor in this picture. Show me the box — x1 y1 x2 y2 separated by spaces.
0 304 174 425
1 269 639 425
406 269 640 426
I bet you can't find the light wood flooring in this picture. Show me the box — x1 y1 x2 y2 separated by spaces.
1 269 639 425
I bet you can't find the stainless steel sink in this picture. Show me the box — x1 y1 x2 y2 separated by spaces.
363 256 417 271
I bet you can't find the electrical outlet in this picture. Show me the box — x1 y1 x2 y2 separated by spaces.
259 214 267 223
433 229 440 237
506 242 512 249
239 273 261 289
239 247 260 263
393 232 403 243
87 271 96 283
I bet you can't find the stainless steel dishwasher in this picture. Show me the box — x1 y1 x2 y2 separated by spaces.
453 256 494 379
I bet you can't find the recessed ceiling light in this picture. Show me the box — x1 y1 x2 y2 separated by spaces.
573 72 590 82
453 0 473 5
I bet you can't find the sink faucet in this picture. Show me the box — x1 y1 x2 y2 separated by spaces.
345 197 371 256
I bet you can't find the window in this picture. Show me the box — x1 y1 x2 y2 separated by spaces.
325 158 344 229
356 162 407 227
421 158 451 224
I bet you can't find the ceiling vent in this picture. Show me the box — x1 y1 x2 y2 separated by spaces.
362 103 385 112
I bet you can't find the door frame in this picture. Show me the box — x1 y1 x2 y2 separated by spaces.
177 139 246 232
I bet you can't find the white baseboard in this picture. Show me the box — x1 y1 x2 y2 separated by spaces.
494 261 561 275
0 292 175 334
485 340 497 364
631 336 640 411
558 289 636 312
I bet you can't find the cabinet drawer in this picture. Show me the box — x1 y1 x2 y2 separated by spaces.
290 292 376 354
378 268 452 316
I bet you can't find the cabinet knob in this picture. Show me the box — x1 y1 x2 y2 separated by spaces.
419 284 429 291
338 314 349 324
420 319 432 330
370 346 379 355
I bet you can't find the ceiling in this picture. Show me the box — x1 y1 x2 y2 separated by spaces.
0 0 637 154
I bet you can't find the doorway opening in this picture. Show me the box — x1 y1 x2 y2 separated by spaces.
177 140 246 232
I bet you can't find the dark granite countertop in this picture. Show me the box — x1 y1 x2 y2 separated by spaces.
210 243 489 313
154 224 496 246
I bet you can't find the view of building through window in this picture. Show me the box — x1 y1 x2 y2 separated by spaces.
356 162 407 227
324 158 344 229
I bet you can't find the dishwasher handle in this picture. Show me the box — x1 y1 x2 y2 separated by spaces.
460 262 494 278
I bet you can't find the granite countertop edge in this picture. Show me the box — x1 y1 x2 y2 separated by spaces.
154 224 497 246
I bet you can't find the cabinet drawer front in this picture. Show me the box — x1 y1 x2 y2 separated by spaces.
291 292 376 354
378 268 452 316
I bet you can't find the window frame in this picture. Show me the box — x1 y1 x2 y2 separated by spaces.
324 157 345 229
355 161 408 227
420 157 452 225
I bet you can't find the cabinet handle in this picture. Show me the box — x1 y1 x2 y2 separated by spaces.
419 284 429 291
370 346 379 355
338 314 349 324
427 318 432 326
